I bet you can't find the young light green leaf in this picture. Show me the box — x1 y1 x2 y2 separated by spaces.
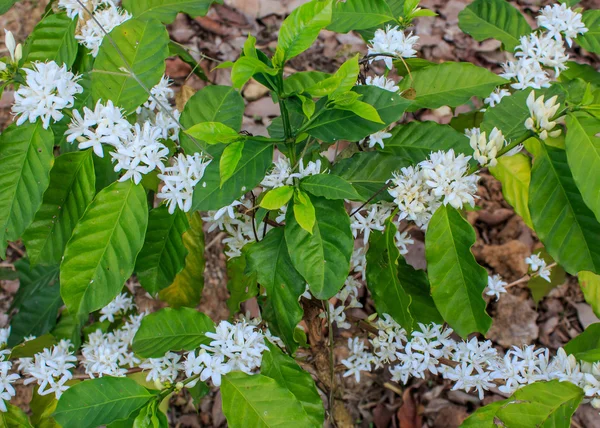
529 142 600 275
293 189 316 234
135 206 189 296
579 271 600 318
0 404 32 428
398 62 507 110
132 307 215 358
489 153 534 229
273 0 333 66
23 150 96 266
220 141 245 186
159 212 205 308
564 323 600 362
231 56 277 89
122 0 221 24
285 196 353 299
186 122 241 145
300 174 363 201
576 10 600 54
54 377 154 428
92 18 169 113
306 54 359 98
283 71 330 96
260 186 295 210
60 181 148 317
221 372 314 428
425 205 492 337
327 0 394 33
262 341 325 426
335 99 384 123
246 228 305 353
23 12 78 67
458 0 532 51
299 95 316 119
226 254 258 314
0 122 54 259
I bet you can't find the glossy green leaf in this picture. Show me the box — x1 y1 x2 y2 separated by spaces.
51 309 82 350
92 18 169 113
489 153 534 229
300 174 363 201
273 0 333 66
559 61 600 87
9 334 56 360
135 206 189 295
529 142 600 275
159 212 205 308
305 86 412 143
60 181 148 317
335 99 383 123
283 71 330 96
246 228 305 353
293 189 316 233
186 122 241 145
327 0 394 33
458 0 531 51
54 377 153 428
226 254 258 314
0 404 32 428
11 259 59 311
220 141 245 186
566 112 600 223
576 10 600 54
285 196 353 299
23 150 96 266
381 121 472 163
564 323 600 362
24 12 78 66
221 372 313 428
0 122 54 259
132 307 215 358
179 85 245 154
306 55 358 98
30 386 60 428
231 56 277 89
0 0 18 14
122 0 220 24
192 141 273 211
260 186 294 210
398 62 507 110
579 271 600 318
425 205 492 337
262 341 325 426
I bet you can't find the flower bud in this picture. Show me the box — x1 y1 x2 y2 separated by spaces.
0 62 6 71
14 43 22 63
4 30 16 62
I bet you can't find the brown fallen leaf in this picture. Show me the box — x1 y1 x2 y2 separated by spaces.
397 386 422 428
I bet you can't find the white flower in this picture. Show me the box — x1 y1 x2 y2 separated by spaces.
140 352 183 385
0 361 19 413
76 5 132 57
526 252 552 282
485 274 507 300
58 0 115 19
321 303 351 329
525 91 562 140
351 247 367 281
484 88 511 108
336 277 363 309
537 3 588 47
365 75 398 92
394 229 413 255
99 293 135 323
4 30 21 63
388 166 435 228
138 75 174 113
154 109 181 142
12 61 83 129
289 158 323 181
501 58 552 90
362 130 391 150
0 328 9 348
157 153 211 213
351 203 391 243
342 338 373 382
261 156 293 188
515 33 569 76
368 25 419 69
23 344 77 398
469 127 506 167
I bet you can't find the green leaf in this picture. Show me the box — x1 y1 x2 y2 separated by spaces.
135 206 189 295
559 61 600 87
305 86 412 143
54 377 154 428
122 0 220 24
246 228 305 353
0 404 32 428
60 181 148 317
9 334 56 360
458 0 531 51
300 174 363 201
192 141 273 211
393 58 436 77
11 259 59 311
529 142 600 275
564 323 600 362
293 189 316 234
0 122 54 259
283 71 330 96
262 341 325 426
576 10 600 54
220 141 245 186
398 62 507 110
307 55 358 98
186 122 241 145
450 110 485 134
93 146 120 193
168 42 207 81
425 205 492 337
327 0 394 33
159 212 205 307
381 121 472 163
285 195 353 299
566 112 600 223
331 152 410 202
179 85 245 155
231 56 277 89
23 12 78 67
335 99 384 123
495 381 583 427
461 399 510 428
489 153 534 229
579 271 600 318
23 150 96 266
273 0 333 66
132 307 214 358
51 309 82 350
226 254 258 314
260 186 294 210
30 386 60 428
92 18 169 113
221 372 314 428
0 0 18 14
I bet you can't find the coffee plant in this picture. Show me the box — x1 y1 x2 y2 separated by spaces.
0 0 599 426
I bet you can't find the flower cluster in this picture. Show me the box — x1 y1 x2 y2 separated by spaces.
99 292 135 322
388 150 478 229
525 91 562 140
367 25 419 69
261 156 323 190
483 88 511 108
484 274 508 301
12 61 83 129
537 3 588 47
525 252 553 282
468 127 506 167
